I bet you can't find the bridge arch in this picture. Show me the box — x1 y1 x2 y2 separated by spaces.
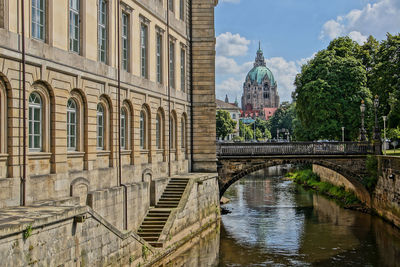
218 158 371 206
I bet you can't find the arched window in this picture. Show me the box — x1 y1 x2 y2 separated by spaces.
120 108 126 149
140 110 146 149
181 117 185 149
97 103 104 149
156 113 161 149
29 92 42 151
67 99 77 150
0 81 7 155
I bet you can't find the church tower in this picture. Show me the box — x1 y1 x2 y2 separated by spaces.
241 44 279 112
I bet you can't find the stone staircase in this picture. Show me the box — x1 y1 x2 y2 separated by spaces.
138 178 189 247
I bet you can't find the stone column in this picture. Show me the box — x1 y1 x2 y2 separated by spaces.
191 0 218 172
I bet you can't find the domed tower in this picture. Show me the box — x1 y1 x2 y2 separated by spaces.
242 44 279 112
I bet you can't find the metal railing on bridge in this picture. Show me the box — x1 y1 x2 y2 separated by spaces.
217 141 373 157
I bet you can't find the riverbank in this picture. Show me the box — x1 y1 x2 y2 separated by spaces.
286 169 369 211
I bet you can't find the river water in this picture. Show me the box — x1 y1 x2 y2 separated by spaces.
155 167 400 267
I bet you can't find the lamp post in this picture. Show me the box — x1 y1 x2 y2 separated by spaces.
383 115 387 155
373 95 382 154
360 100 366 141
341 127 345 142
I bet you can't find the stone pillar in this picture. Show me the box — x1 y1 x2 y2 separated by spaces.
191 0 217 172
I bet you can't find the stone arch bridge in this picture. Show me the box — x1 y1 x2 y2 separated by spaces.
217 142 374 205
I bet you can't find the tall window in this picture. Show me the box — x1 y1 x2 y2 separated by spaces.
69 0 80 53
181 117 185 149
156 113 161 149
156 32 163 83
29 92 42 151
1 0 5 28
180 48 185 92
121 12 129 71
263 91 269 99
179 0 184 20
32 0 46 41
168 0 174 12
140 24 148 78
120 108 126 149
98 0 107 63
170 116 176 149
97 104 104 149
169 41 175 88
140 110 146 149
67 99 77 150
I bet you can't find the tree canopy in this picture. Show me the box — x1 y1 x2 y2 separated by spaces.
293 37 372 141
216 110 237 140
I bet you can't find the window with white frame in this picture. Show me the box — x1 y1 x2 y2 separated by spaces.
180 48 185 92
32 0 46 41
140 24 148 78
140 110 146 149
121 12 129 71
156 32 163 84
156 113 161 149
69 0 80 53
120 108 126 149
67 99 77 150
29 92 42 151
169 41 175 88
97 103 104 149
98 0 107 63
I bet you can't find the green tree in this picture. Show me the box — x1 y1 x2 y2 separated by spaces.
239 120 253 141
255 128 263 140
293 37 372 141
269 102 296 139
216 110 236 140
370 33 400 128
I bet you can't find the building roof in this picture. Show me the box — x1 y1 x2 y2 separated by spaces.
216 99 241 111
246 66 276 85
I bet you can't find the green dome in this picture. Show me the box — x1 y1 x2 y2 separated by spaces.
247 66 276 85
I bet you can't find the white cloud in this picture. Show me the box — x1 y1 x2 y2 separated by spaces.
216 56 252 75
216 32 251 57
320 0 400 43
348 31 368 44
265 57 300 103
216 78 243 104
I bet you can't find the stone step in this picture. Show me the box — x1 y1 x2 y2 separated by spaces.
141 221 166 225
158 198 181 202
156 204 178 208
163 188 185 192
138 232 161 237
157 200 180 204
143 239 158 242
138 228 163 233
139 225 164 230
144 217 168 222
146 213 170 217
149 242 163 248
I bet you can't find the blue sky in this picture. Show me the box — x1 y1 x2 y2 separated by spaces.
215 0 400 104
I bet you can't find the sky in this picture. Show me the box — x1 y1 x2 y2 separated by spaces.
215 0 400 105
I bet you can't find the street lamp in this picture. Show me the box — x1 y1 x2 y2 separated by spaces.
373 95 382 155
341 127 345 142
383 115 387 155
360 100 367 141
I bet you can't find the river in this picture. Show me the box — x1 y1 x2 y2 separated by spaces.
155 167 400 267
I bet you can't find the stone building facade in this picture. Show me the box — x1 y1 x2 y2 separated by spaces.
241 46 279 112
0 0 217 209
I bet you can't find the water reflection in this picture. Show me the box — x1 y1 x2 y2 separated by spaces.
157 167 400 267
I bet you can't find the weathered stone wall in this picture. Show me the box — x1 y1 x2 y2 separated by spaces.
312 164 371 205
373 156 400 227
0 207 147 266
158 174 220 247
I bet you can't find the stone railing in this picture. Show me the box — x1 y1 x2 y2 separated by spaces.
217 141 373 157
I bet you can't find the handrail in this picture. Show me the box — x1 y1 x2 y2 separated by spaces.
217 142 373 156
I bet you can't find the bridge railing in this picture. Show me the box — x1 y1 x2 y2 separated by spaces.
217 142 373 156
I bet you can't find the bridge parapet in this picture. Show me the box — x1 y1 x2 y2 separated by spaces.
217 142 373 157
